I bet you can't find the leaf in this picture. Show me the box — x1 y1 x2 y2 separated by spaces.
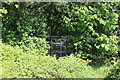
15 4 19 8
96 46 100 49
0 14 3 17
88 26 94 31
101 44 105 48
0 7 8 14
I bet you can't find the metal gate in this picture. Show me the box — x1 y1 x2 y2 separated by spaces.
47 36 69 57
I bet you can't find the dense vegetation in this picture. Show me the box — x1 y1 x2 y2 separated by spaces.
1 2 120 79
1 41 118 78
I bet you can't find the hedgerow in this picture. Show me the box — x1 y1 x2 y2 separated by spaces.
1 42 100 78
106 60 120 79
1 2 119 63
1 2 120 79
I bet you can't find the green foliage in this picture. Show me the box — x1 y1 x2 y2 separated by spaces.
1 41 23 78
1 42 99 78
1 41 119 78
91 65 114 78
0 7 8 14
2 2 48 45
2 2 21 44
1 2 120 79
19 36 50 56
34 2 119 63
106 60 120 79
16 2 48 37
57 2 119 63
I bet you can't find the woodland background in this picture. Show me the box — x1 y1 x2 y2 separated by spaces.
0 2 120 78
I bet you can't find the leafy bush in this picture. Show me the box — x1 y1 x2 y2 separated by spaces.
1 41 23 78
2 2 48 45
75 34 118 64
1 2 120 78
41 2 119 64
1 42 101 78
19 36 50 56
2 2 119 64
106 60 120 79
61 3 119 64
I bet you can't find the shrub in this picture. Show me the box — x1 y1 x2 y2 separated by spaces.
2 2 119 65
1 41 23 78
18 36 50 56
1 42 100 78
59 3 119 64
106 60 120 79
74 34 119 64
